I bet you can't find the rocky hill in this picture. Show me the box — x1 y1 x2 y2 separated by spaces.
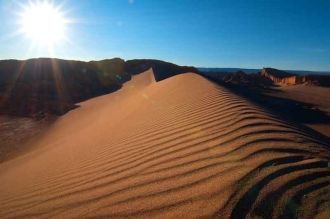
221 71 273 87
261 68 330 86
0 58 198 117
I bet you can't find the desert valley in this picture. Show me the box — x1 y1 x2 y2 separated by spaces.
0 58 329 218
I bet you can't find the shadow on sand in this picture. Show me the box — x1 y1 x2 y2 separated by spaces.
202 74 330 143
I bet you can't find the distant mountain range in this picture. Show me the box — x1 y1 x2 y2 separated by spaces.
201 67 330 87
198 67 330 75
199 68 260 74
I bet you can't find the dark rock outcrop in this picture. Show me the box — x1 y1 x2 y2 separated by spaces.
221 71 273 87
261 68 294 78
0 58 126 117
261 68 296 85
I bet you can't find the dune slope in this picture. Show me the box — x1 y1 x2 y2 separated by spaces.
0 69 329 218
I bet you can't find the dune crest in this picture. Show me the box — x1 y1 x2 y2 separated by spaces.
0 70 329 218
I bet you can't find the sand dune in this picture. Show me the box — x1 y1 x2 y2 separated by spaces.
0 69 329 218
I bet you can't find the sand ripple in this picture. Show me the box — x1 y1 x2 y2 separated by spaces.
0 70 329 218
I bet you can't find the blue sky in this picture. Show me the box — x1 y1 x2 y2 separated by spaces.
0 0 329 71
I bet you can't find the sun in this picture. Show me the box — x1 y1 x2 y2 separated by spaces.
19 1 68 45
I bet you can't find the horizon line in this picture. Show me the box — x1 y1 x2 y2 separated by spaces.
1 57 329 73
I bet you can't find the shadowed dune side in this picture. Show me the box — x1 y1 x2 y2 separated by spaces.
201 71 330 139
125 59 199 81
0 115 55 163
0 70 329 218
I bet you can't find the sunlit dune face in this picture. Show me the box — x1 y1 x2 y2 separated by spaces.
19 1 68 45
